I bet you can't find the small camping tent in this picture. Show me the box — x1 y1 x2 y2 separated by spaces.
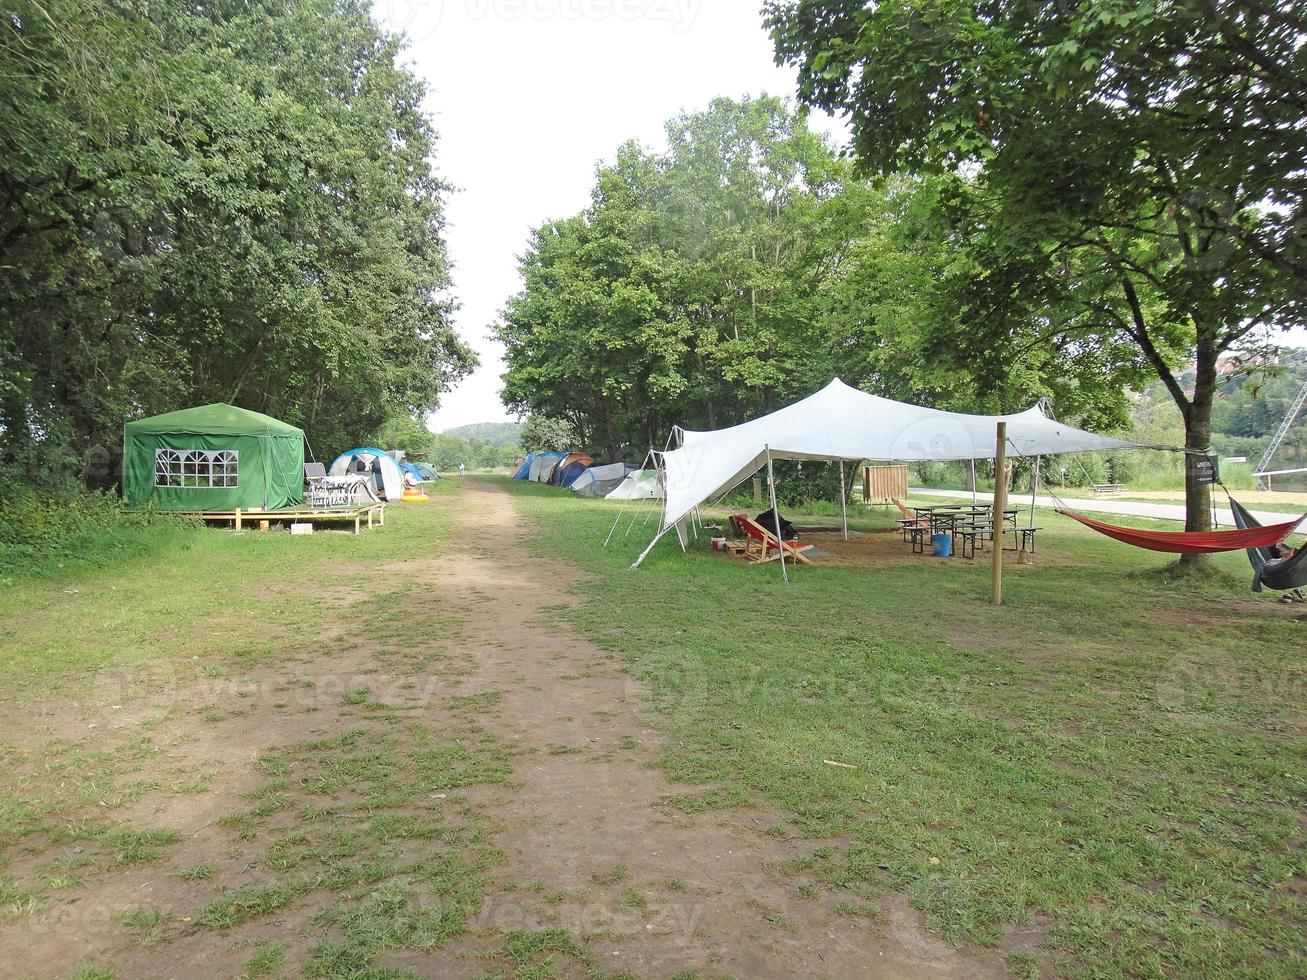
410 462 440 482
551 452 595 487
512 454 536 480
328 448 405 501
606 469 663 500
401 461 439 484
529 451 568 482
569 462 632 497
123 403 305 511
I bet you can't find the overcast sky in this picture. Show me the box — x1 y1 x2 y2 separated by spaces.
377 0 1304 433
375 0 834 431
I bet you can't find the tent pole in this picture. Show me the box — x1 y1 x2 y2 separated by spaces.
970 459 977 505
992 422 1007 606
603 496 632 548
766 446 788 584
839 460 848 541
623 499 645 537
630 523 671 569
1030 455 1039 527
619 449 657 539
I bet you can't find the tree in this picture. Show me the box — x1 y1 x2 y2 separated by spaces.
808 174 1145 424
768 0 1306 557
498 96 850 458
1 0 474 485
518 415 580 454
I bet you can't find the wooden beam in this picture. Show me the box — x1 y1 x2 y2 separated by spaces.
992 422 1007 606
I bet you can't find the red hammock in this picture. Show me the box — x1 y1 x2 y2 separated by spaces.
1059 508 1305 554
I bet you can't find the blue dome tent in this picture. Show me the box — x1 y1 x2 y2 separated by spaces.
512 454 536 480
528 451 568 482
328 448 405 501
401 461 440 483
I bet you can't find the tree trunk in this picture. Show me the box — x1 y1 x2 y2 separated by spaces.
0 391 30 468
1180 342 1217 564
605 415 619 464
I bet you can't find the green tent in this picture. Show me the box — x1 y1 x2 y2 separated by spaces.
123 404 305 511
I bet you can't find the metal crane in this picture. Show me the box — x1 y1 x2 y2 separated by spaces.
1255 377 1307 489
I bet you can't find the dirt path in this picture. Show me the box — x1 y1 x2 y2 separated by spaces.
0 480 1016 978
426 479 1010 978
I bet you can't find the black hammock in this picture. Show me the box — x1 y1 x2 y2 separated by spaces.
1228 496 1307 592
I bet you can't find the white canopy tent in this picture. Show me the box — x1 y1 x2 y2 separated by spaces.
633 378 1136 568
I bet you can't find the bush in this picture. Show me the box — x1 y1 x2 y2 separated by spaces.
0 486 192 579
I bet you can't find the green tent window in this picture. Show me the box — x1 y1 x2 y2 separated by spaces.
154 449 239 489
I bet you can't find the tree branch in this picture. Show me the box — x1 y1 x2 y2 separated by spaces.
1121 273 1189 416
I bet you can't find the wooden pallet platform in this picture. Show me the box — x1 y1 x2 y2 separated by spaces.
172 502 386 534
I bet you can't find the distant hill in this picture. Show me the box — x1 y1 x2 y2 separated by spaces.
441 421 522 447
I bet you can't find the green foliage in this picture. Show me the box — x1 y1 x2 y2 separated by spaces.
1210 351 1307 473
0 0 474 487
518 414 579 454
766 0 1307 531
372 415 439 461
440 421 523 447
497 97 847 460
497 96 1138 472
0 486 190 579
371 413 520 471
431 434 519 471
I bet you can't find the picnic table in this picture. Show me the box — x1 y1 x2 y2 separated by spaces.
912 504 1018 533
908 504 1028 557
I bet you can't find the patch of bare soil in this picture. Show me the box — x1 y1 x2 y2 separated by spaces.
793 528 1079 571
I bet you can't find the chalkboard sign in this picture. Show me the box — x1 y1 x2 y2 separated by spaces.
1187 454 1220 485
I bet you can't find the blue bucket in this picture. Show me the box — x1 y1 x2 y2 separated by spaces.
932 533 952 558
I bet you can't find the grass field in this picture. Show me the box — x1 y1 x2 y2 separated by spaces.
506 478 1306 977
0 476 1302 977
0 482 565 978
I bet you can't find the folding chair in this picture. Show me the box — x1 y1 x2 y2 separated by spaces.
305 462 333 508
733 514 816 565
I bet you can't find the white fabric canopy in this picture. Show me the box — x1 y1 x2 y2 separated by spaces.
656 378 1135 535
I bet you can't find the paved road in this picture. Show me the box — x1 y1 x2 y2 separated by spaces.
908 486 1300 528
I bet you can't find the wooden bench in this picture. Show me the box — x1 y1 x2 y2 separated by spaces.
909 524 932 555
1092 484 1124 496
954 522 990 559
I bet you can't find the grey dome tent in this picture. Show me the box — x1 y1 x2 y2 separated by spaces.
569 462 632 497
528 451 567 482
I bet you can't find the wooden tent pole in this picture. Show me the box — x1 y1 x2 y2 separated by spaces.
992 422 1007 605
